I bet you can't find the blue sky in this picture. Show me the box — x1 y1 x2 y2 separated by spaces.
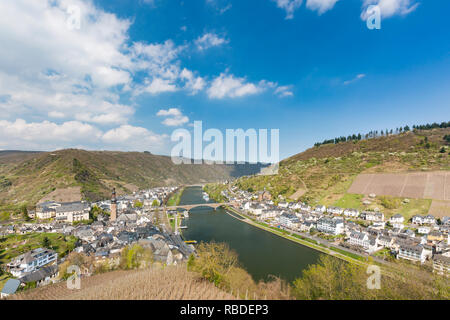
0 0 449 160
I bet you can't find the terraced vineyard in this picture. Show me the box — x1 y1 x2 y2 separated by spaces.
10 265 235 300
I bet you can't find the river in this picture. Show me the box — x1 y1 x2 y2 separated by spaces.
179 186 321 283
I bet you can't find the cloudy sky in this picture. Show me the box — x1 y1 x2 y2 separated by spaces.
0 0 449 159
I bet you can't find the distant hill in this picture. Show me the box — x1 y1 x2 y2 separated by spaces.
0 149 266 207
235 127 450 216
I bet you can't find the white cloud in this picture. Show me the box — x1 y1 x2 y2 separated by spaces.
274 85 294 97
102 125 168 150
207 73 264 99
206 0 232 14
0 118 168 152
306 0 339 15
180 68 206 94
157 108 189 127
208 73 294 99
0 0 137 125
361 0 419 19
272 0 303 20
195 32 229 51
343 73 366 85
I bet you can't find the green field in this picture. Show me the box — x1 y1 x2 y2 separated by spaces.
333 193 364 209
0 232 77 265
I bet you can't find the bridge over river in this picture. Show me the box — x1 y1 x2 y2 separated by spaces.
165 202 238 212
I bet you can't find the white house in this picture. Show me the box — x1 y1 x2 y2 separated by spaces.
349 231 369 248
278 213 300 229
412 215 424 225
317 217 344 235
418 226 431 235
6 248 57 278
278 202 289 208
398 243 431 264
423 215 436 225
362 211 384 222
390 214 405 224
314 205 327 213
343 208 360 218
327 206 344 215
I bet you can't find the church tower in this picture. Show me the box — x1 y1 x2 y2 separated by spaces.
110 188 117 221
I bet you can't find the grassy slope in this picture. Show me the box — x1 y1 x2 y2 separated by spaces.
0 233 77 265
0 149 263 208
236 128 450 217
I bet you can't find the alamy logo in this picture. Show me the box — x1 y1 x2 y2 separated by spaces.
170 121 279 170
366 5 381 30
366 265 381 290
66 265 81 290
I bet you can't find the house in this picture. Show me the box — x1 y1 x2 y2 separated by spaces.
74 227 95 242
55 202 90 223
278 213 300 229
362 211 384 222
314 205 326 213
441 216 450 226
20 265 59 287
427 231 445 243
398 243 431 263
36 207 56 220
1 279 21 299
412 215 424 225
343 208 359 218
369 221 386 230
117 231 138 244
299 204 311 212
117 213 138 223
423 215 436 225
327 206 343 215
316 217 344 235
418 226 431 235
348 231 379 253
392 222 405 230
299 221 315 232
378 235 394 248
390 214 405 224
348 231 369 248
278 202 289 208
248 203 265 216
6 248 57 278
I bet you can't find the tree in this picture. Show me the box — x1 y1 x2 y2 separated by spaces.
440 147 446 153
42 236 51 249
152 199 159 207
21 205 31 221
120 244 153 270
134 200 143 208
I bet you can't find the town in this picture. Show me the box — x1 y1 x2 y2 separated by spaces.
0 186 194 298
214 184 450 277
1 182 449 298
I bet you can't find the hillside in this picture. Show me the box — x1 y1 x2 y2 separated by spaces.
0 149 265 207
236 127 450 218
8 265 235 300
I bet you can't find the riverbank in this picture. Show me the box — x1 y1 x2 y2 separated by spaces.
223 205 374 267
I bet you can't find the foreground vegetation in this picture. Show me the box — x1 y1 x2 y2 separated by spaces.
6 241 449 300
189 243 449 300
